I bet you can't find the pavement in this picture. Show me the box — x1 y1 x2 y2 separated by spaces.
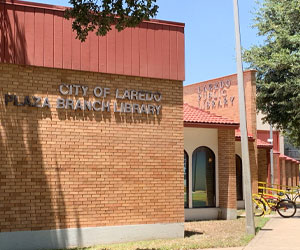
206 209 300 250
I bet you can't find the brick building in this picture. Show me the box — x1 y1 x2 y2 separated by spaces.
1 1 299 249
0 1 185 249
184 71 300 219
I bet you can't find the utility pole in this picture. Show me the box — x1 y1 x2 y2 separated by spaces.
233 0 256 235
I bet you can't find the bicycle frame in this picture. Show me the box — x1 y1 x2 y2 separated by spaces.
258 181 300 204
253 193 280 216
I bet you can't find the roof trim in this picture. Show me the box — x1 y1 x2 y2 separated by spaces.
1 0 185 27
235 137 255 142
184 122 239 129
257 144 272 149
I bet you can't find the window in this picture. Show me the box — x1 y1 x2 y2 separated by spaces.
192 146 216 207
236 155 243 200
184 150 189 208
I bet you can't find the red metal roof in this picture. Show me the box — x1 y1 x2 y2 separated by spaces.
276 152 299 164
0 0 185 81
256 138 272 149
279 154 287 159
183 104 239 128
235 129 255 141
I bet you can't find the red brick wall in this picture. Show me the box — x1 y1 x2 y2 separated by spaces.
273 153 280 185
258 148 269 183
0 63 184 232
280 158 286 187
184 70 257 137
296 163 299 186
257 130 280 152
292 163 297 186
218 129 236 209
286 161 292 187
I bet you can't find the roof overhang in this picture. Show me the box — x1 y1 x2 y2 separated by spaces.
257 144 273 149
235 137 255 142
184 122 239 129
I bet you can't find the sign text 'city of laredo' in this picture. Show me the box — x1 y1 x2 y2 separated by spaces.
4 84 162 115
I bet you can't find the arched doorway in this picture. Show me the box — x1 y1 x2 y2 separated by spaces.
192 146 216 207
236 155 243 200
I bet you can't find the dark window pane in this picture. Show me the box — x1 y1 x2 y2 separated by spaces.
236 155 243 200
192 147 215 208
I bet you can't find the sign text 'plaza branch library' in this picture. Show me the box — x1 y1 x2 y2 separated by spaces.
5 84 162 115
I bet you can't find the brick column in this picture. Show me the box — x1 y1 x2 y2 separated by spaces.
249 141 258 194
286 161 292 187
292 162 297 187
291 162 294 186
257 148 268 183
218 128 237 220
273 153 280 185
296 162 299 186
279 157 286 188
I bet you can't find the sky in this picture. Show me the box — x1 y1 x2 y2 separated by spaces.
28 0 263 85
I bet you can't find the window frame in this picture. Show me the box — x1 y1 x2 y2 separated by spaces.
191 146 216 208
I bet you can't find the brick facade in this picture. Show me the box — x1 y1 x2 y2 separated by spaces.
184 71 259 194
280 157 286 187
295 163 298 186
292 163 297 186
273 153 280 185
257 148 269 183
0 63 184 232
286 161 292 187
184 71 257 137
218 129 236 210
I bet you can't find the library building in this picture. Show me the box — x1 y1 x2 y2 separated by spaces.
183 70 300 220
0 1 299 250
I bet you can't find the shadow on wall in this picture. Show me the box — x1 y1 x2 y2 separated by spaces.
0 6 77 249
1 5 164 249
0 104 74 249
56 109 162 124
55 97 162 125
0 3 27 64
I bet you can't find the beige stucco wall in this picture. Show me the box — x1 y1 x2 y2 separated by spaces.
184 127 219 208
257 112 272 131
257 112 284 154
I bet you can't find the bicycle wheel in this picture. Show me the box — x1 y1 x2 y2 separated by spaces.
276 199 297 218
253 198 265 217
293 195 300 208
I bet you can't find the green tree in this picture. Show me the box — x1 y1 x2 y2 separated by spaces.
244 0 300 145
65 0 158 42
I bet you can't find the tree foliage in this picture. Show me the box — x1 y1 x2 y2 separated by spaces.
65 0 158 42
244 0 300 145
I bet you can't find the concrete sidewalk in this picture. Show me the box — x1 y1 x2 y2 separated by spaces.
207 209 300 250
244 210 300 250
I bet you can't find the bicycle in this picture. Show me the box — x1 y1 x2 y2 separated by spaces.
252 192 297 218
259 182 300 206
283 186 300 207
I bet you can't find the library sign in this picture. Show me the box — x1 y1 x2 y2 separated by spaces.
4 84 162 115
197 80 235 110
